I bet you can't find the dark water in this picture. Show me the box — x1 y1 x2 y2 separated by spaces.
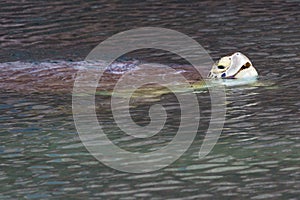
1 0 300 199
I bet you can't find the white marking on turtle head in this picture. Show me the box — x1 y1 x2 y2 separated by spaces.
208 52 258 79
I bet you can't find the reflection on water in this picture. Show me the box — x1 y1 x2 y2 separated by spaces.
1 0 300 199
1 81 300 199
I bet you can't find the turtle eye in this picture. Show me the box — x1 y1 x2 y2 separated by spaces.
241 62 251 70
217 65 225 69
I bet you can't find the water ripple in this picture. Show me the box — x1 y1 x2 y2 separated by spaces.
1 0 300 199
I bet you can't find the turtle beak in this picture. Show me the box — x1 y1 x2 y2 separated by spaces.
207 71 214 78
207 56 231 79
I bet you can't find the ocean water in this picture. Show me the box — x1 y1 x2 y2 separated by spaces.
1 1 300 199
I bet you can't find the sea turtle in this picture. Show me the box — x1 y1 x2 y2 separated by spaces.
0 52 260 99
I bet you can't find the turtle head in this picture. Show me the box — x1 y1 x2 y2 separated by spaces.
208 52 258 79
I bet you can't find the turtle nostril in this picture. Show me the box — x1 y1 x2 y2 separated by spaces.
221 73 226 78
217 65 225 69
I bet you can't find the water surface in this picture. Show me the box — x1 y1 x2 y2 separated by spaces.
1 0 300 199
